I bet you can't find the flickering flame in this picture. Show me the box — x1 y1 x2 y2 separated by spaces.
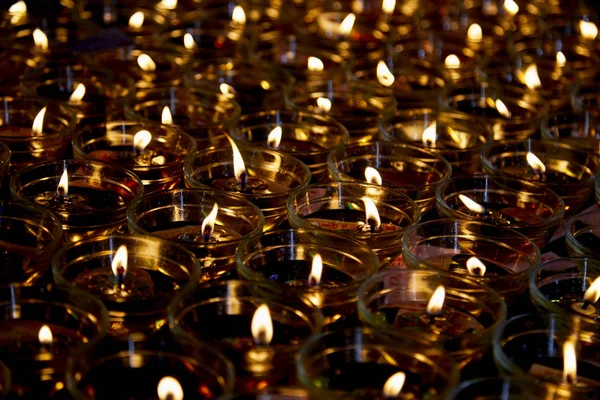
583 276 600 304
161 106 173 125
137 53 157 72
156 0 177 10
458 194 485 213
32 106 47 135
376 61 395 87
580 20 599 40
251 304 273 345
201 203 219 238
467 23 483 42
57 169 69 196
33 28 48 51
9 1 26 14
309 254 323 287
444 54 461 69
524 64 542 90
183 33 196 49
426 285 445 315
382 0 396 14
557 51 567 67
232 6 246 25
362 197 381 231
267 126 282 149
38 325 53 345
466 256 487 276
339 13 356 36
69 83 86 102
220 83 236 95
382 372 406 397
111 245 128 278
503 0 519 16
128 11 144 29
563 341 577 384
157 376 183 400
526 152 546 173
307 56 325 72
495 99 512 118
364 166 383 185
227 136 247 183
422 121 437 147
133 130 152 153
317 97 332 113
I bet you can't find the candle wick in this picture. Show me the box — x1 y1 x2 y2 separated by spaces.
428 314 436 325
203 227 212 242
308 277 318 288
117 266 125 286
581 300 591 310
240 172 247 191
368 218 376 234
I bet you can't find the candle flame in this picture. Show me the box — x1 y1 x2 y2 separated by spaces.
362 197 381 231
133 130 152 153
526 152 546 173
128 11 144 29
267 126 282 149
580 20 599 40
382 372 406 397
251 304 273 345
524 64 542 90
232 6 246 25
161 106 173 125
111 245 128 278
556 51 567 67
201 203 219 239
426 285 445 316
9 1 26 14
422 121 437 147
467 23 483 42
227 136 247 183
444 54 460 69
382 0 396 14
57 169 68 196
339 13 356 36
308 254 323 287
583 276 600 304
317 97 332 113
156 0 177 10
69 83 86 103
183 33 196 49
495 99 512 118
32 106 47 135
458 194 485 213
503 0 519 16
33 28 49 51
157 376 183 400
307 56 325 72
220 83 236 95
563 340 577 384
364 166 383 185
466 256 487 276
38 325 53 345
137 53 157 72
376 60 395 87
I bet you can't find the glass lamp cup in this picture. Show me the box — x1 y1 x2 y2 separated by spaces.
402 219 540 304
450 377 574 400
184 146 311 231
494 313 600 397
220 386 308 400
0 201 62 284
72 120 197 193
297 327 459 399
127 188 265 281
10 159 143 244
481 138 600 215
289 80 397 143
169 280 323 393
566 210 600 258
67 333 234 400
435 175 565 249
127 85 241 151
379 108 493 175
233 109 349 182
287 181 420 267
541 110 600 156
236 228 379 328
358 269 507 367
0 97 77 174
53 234 201 337
0 46 38 96
530 257 600 327
328 141 453 213
0 283 109 399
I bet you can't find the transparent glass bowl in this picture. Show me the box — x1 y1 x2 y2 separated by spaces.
566 210 600 258
540 110 600 156
450 377 573 400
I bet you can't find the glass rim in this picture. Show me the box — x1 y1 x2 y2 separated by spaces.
565 209 600 255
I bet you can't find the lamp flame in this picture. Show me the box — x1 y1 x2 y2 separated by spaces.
266 126 282 149
251 304 273 345
557 51 567 67
458 194 485 213
33 28 48 51
232 6 246 25
426 285 445 316
526 152 546 173
362 197 381 231
184 33 196 49
504 0 519 16
201 203 219 239
308 56 325 72
382 0 396 14
220 83 236 95
467 23 483 42
444 54 460 68
583 276 600 304
69 83 86 103
466 256 487 276
524 64 542 90
38 325 53 345
137 53 157 72
364 166 383 185
32 106 47 135
133 130 152 153
157 0 177 10
157 376 183 400
128 11 144 29
317 97 332 113
9 1 26 14
227 136 247 183
339 13 356 36
495 99 512 118
580 20 599 40
376 60 395 87
422 121 437 147
161 106 173 125
308 254 323 287
111 245 128 278
383 372 406 397
563 340 577 385
57 169 68 196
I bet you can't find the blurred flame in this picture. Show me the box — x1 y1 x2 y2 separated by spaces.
444 54 460 68
9 1 26 14
161 106 173 125
339 13 356 36
69 83 86 102
495 99 512 118
33 28 48 51
580 20 599 40
583 276 600 304
364 166 383 185
382 0 396 14
133 130 152 153
267 126 282 149
317 97 332 112
308 56 325 72
156 0 177 10
458 194 484 213
38 325 53 345
232 6 246 24
128 11 144 29
251 304 273 345
383 372 406 397
32 106 47 135
466 256 487 276
524 64 541 90
137 53 157 72
111 245 128 278
563 341 577 384
376 61 395 87
422 121 437 147
220 83 236 95
556 51 567 67
362 197 381 231
157 376 183 400
504 0 519 16
57 169 69 196
426 285 445 315
308 254 323 287
227 136 247 183
467 23 483 42
183 33 196 49
201 203 219 238
526 152 546 173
